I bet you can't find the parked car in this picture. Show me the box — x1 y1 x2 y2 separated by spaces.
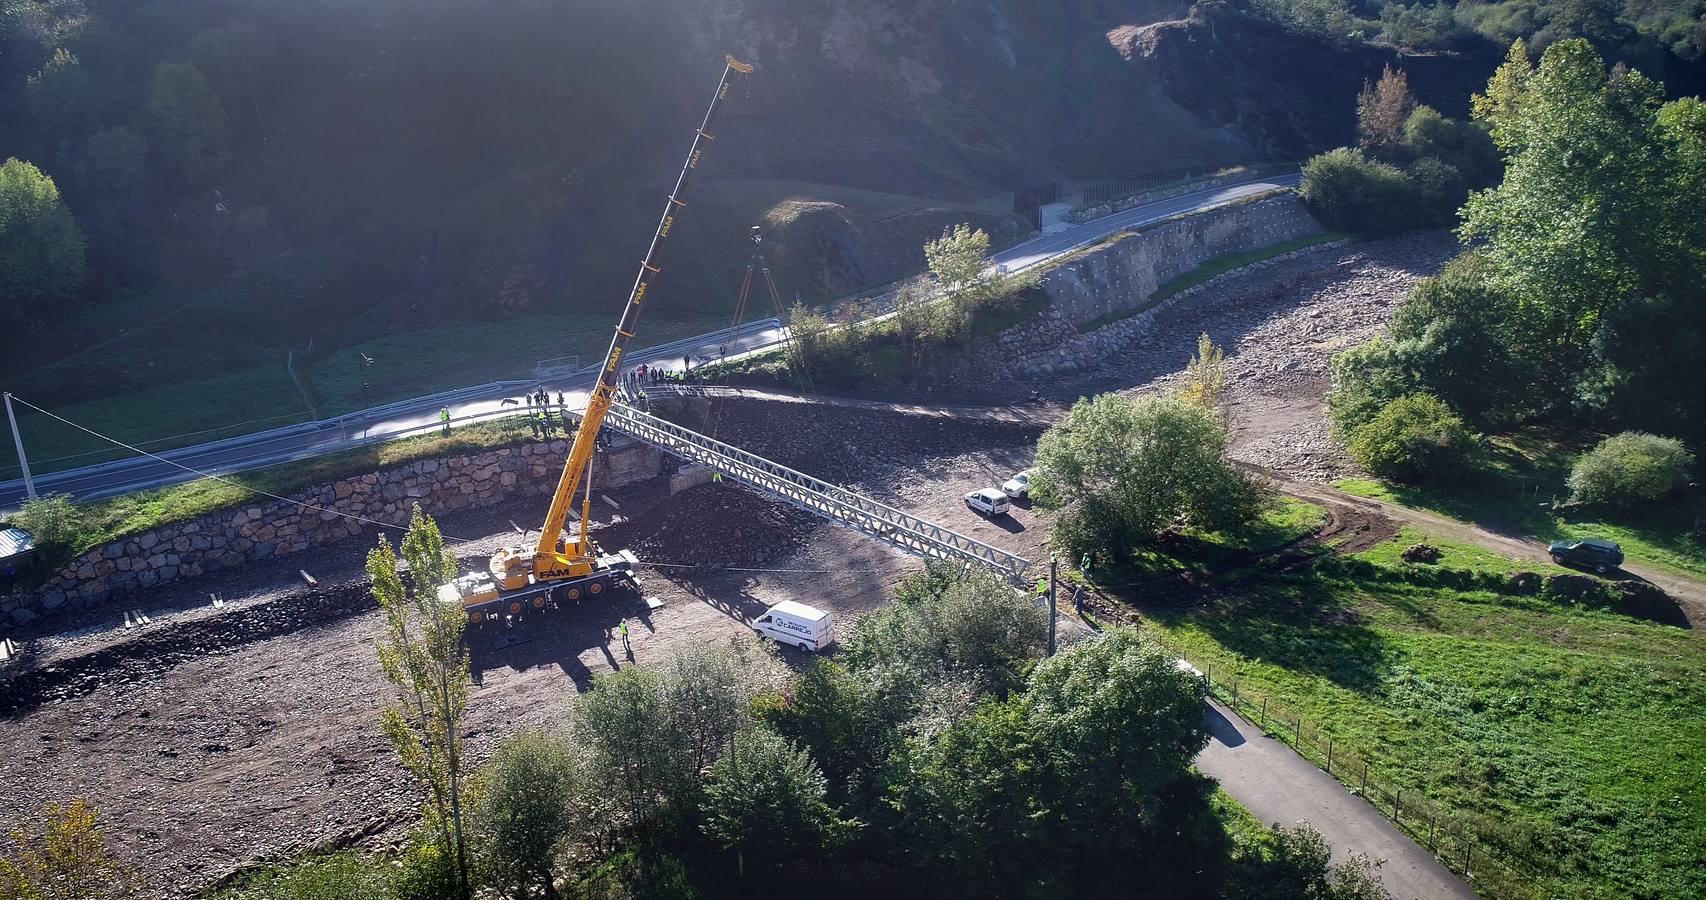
1002 470 1033 499
1548 538 1624 574
752 600 834 652
964 488 1011 517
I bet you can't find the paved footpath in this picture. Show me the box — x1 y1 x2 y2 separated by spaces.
1197 699 1479 899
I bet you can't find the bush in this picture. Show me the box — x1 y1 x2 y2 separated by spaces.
1567 432 1695 507
1033 394 1265 554
1344 393 1478 483
700 725 857 871
469 730 580 898
1405 157 1468 226
10 492 85 551
1301 148 1420 234
841 565 1047 697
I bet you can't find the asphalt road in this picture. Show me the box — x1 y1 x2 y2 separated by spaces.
1197 698 1479 899
0 171 1301 510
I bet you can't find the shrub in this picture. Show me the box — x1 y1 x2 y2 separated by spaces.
1404 157 1468 225
469 730 580 898
1344 393 1478 483
10 492 85 551
1300 148 1420 234
1567 432 1695 507
1325 338 1418 441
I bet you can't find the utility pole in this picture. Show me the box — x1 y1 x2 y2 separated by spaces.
4 393 36 501
1047 554 1058 656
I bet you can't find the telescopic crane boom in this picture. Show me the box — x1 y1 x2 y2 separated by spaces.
487 54 754 592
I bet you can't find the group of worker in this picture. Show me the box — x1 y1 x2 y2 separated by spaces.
523 388 567 439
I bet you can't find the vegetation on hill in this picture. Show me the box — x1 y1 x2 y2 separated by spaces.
1320 39 1704 574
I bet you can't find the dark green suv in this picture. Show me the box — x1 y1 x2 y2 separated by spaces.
1548 538 1624 574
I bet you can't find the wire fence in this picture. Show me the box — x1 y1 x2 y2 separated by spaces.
1153 634 1536 900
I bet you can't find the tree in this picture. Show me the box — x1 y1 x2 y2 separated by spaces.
1403 105 1502 188
470 731 579 899
923 224 1025 329
1179 332 1227 411
889 628 1212 894
1357 65 1416 159
573 637 778 837
0 157 86 323
1344 393 1479 483
1032 394 1264 554
1384 252 1539 427
700 725 858 876
1022 629 1209 860
0 799 135 900
762 659 913 818
368 505 472 900
26 48 92 145
1568 432 1695 507
1462 40 1672 379
840 565 1047 697
1230 823 1390 900
138 62 229 190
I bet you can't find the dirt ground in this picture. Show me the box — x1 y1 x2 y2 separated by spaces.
0 232 1471 894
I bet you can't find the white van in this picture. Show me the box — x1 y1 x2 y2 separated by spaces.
752 600 834 652
964 488 1011 517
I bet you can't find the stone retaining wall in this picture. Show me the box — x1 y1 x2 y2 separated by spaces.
1041 193 1322 331
5 438 665 626
999 234 1349 378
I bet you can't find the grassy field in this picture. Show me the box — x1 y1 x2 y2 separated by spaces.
1353 525 1573 576
1334 429 1706 580
0 313 732 482
1125 514 1706 899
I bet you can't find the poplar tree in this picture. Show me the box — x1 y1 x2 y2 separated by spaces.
368 505 471 899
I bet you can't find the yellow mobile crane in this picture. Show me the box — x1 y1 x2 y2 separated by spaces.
441 55 755 626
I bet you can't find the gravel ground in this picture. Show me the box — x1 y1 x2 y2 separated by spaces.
0 231 1455 896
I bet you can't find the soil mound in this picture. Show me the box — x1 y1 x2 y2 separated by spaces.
615 483 818 570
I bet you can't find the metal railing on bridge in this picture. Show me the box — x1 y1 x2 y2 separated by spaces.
602 402 1031 583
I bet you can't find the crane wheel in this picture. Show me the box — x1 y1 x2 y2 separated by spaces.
532 596 546 609
589 581 605 595
469 611 484 625
508 601 523 616
566 587 581 601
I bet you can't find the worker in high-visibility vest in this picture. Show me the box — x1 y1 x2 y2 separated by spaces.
439 406 451 436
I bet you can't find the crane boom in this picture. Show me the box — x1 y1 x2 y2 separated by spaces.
491 54 754 590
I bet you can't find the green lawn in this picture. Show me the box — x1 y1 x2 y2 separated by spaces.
1335 431 1706 581
1353 525 1572 576
1134 544 1706 899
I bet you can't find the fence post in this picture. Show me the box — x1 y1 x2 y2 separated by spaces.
1231 679 1239 708
1427 815 1437 851
1293 717 1301 747
1326 738 1333 774
1394 789 1402 823
1463 836 1473 875
1360 762 1369 795
1260 696 1267 726
1205 663 1212 691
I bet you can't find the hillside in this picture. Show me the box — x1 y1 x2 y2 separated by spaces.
0 0 1506 446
